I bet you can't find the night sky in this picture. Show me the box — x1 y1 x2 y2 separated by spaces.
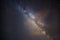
1 0 59 40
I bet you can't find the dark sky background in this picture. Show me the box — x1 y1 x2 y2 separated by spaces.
1 0 59 40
